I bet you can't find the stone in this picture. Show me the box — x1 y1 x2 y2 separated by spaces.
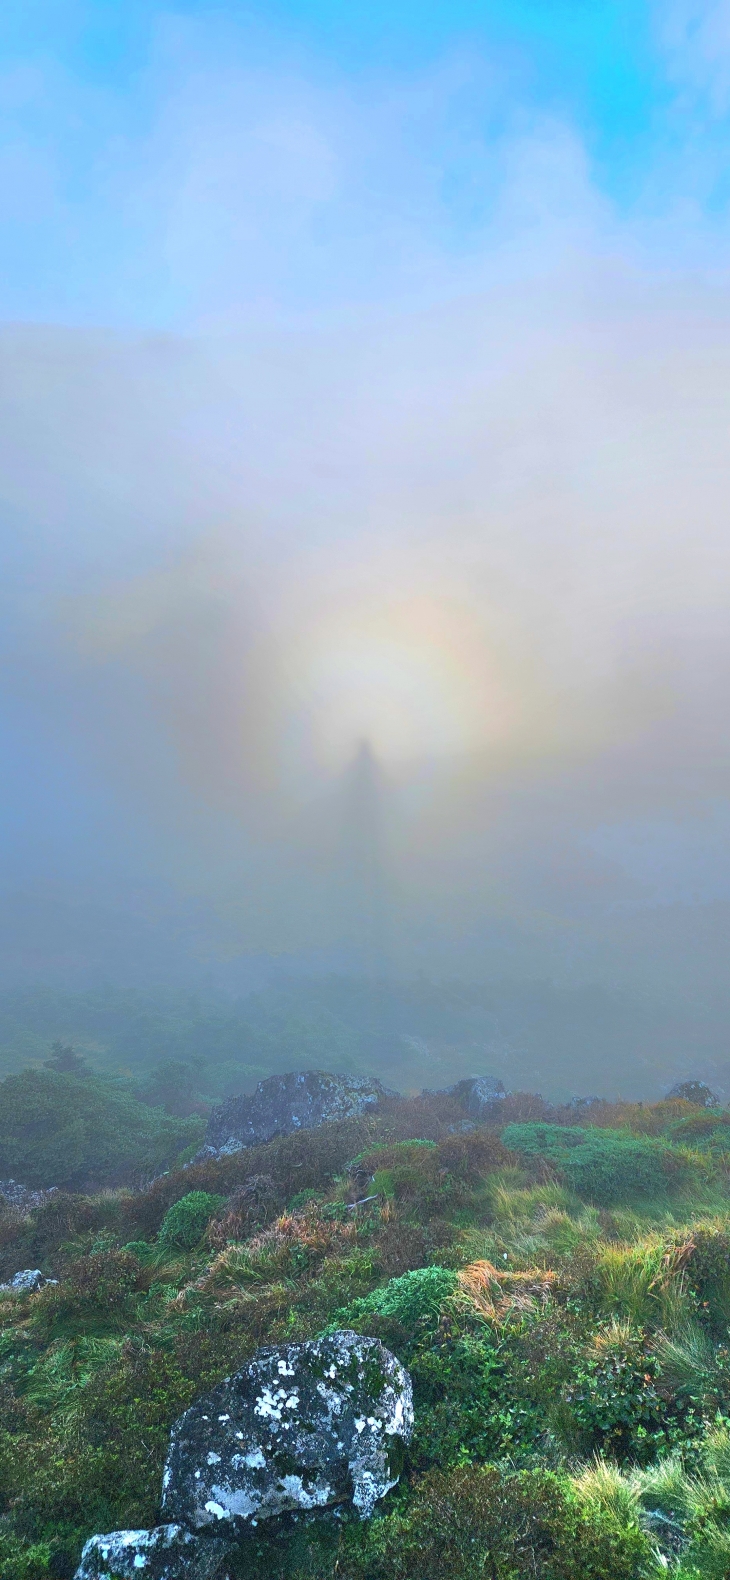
205 1071 391 1156
0 1179 58 1213
75 1524 228 1580
0 1269 56 1294
162 1329 413 1530
438 1076 506 1118
666 1080 720 1109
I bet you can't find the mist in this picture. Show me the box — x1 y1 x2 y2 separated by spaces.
2 7 730 1084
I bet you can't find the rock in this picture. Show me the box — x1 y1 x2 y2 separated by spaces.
0 1269 56 1294
666 1080 720 1109
0 1179 58 1213
438 1076 506 1118
640 1508 687 1559
162 1329 413 1529
205 1071 391 1155
75 1524 228 1580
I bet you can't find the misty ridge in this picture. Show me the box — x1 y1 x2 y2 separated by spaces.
0 976 728 1113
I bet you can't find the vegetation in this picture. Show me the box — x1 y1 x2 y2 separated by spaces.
0 1067 202 1189
0 976 717 1102
4 1085 730 1575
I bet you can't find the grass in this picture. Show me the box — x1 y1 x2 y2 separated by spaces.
3 1092 730 1576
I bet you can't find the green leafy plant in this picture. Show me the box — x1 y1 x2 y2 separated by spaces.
336 1265 457 1332
344 1464 654 1579
157 1190 227 1250
503 1123 683 1205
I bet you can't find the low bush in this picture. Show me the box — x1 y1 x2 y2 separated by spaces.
343 1464 654 1579
158 1191 227 1249
337 1265 457 1335
563 1319 686 1464
503 1122 684 1204
0 1068 203 1190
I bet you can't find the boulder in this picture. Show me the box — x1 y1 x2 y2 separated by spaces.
0 1179 58 1213
75 1524 228 1580
438 1076 506 1118
0 1269 56 1294
205 1071 391 1156
666 1079 720 1109
162 1329 413 1529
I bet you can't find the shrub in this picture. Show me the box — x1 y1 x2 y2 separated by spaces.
345 1464 653 1579
407 1323 505 1469
337 1265 457 1334
563 1319 691 1464
684 1226 730 1334
0 1533 52 1580
0 1069 203 1190
158 1191 226 1250
503 1122 677 1204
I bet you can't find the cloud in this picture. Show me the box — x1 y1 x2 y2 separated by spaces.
2 14 730 992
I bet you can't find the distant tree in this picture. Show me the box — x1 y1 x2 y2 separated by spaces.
44 1040 87 1075
137 1059 206 1117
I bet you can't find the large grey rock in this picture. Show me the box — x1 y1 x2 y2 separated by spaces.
666 1079 720 1108
162 1330 413 1529
75 1524 228 1580
0 1269 56 1294
0 1179 58 1213
438 1076 506 1117
205 1070 390 1155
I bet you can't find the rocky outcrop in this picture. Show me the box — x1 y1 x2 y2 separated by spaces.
0 1179 58 1213
0 1269 56 1294
162 1330 413 1528
204 1071 391 1157
438 1076 506 1118
75 1524 228 1580
666 1079 720 1108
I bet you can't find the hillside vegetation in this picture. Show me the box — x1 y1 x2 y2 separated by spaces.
0 978 721 1102
4 1089 730 1576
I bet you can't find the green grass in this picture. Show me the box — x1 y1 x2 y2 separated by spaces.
2 1093 730 1576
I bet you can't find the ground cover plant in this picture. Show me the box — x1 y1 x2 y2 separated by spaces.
3 1089 730 1576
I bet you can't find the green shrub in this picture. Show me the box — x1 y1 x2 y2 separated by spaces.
502 1122 676 1204
344 1464 653 1579
563 1133 669 1204
502 1123 588 1158
337 1265 457 1333
408 1325 506 1469
685 1226 730 1334
0 1532 52 1580
158 1191 226 1250
563 1321 696 1464
0 1068 203 1190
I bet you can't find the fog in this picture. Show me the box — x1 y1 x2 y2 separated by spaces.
2 13 730 1060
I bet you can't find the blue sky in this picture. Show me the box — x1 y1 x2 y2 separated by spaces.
0 1 725 325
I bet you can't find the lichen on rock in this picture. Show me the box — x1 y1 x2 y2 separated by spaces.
162 1330 413 1529
204 1070 392 1157
74 1524 229 1580
0 1268 56 1294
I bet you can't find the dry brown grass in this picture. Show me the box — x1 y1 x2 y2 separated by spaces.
456 1258 558 1323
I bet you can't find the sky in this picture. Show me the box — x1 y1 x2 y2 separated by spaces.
2 0 730 1008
